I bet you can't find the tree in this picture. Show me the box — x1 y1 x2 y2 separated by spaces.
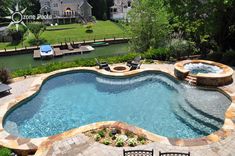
128 0 171 52
88 0 109 20
165 0 235 51
27 22 46 45
0 0 13 22
19 0 41 16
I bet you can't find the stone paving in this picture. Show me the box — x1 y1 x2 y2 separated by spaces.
37 131 235 156
0 77 36 104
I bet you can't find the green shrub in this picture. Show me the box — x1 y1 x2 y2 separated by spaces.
85 23 93 33
98 130 105 138
7 26 27 42
207 52 223 62
115 137 124 147
144 48 170 61
137 135 146 142
109 131 114 137
12 53 140 78
222 50 235 66
0 68 11 83
94 134 101 141
0 147 12 156
128 138 137 147
140 139 146 144
103 139 111 145
167 39 197 59
124 130 135 138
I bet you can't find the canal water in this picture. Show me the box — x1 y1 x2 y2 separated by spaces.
0 43 129 71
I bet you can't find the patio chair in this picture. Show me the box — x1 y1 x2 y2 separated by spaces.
127 56 142 70
130 61 143 71
95 58 111 71
159 151 190 156
127 56 142 67
123 149 154 156
0 83 12 95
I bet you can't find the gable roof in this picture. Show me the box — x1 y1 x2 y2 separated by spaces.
79 0 93 8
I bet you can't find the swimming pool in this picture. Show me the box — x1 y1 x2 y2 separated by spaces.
3 71 231 139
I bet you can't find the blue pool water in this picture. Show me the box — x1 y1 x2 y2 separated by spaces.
4 71 231 139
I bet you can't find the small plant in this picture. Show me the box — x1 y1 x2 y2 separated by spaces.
112 136 116 140
125 130 135 138
94 134 101 141
0 68 11 83
98 130 105 138
85 23 93 33
0 147 12 156
140 139 146 144
128 138 137 147
109 131 114 137
27 22 46 45
115 137 125 147
103 139 111 145
137 135 146 142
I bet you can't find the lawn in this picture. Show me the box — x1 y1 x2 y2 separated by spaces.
0 21 127 50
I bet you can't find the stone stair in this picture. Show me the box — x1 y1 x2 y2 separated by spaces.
172 99 222 136
185 75 197 85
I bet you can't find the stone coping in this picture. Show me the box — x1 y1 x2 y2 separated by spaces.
0 65 234 153
175 60 234 78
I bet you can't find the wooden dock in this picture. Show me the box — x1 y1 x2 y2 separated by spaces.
33 46 94 59
33 50 41 59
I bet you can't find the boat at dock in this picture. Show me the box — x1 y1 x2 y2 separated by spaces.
91 42 109 47
34 45 95 59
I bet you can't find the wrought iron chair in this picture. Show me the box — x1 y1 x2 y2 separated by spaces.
159 151 190 156
123 149 154 156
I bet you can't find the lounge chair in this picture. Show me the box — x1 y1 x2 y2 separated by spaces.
159 151 190 156
95 58 111 71
0 83 12 95
67 43 74 51
123 149 154 156
127 56 142 70
127 56 142 67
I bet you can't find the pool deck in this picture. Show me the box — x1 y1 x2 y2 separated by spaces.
0 63 235 156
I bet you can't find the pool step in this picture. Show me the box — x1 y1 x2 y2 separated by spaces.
185 75 197 85
172 100 221 136
178 101 221 130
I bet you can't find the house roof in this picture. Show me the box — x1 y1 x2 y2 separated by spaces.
79 0 93 8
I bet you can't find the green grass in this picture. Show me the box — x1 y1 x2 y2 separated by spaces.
0 21 128 50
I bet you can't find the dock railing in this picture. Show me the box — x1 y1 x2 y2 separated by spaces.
0 33 129 53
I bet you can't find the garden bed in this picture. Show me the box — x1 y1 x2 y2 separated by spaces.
84 127 152 147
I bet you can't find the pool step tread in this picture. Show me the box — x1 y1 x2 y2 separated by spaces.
173 111 211 136
186 75 197 80
182 99 223 125
185 100 224 123
177 102 221 130
185 75 197 85
172 101 220 135
173 107 215 136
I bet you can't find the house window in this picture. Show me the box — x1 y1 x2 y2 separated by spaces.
53 3 58 7
114 8 117 12
53 11 59 16
128 1 131 7
46 2 50 6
